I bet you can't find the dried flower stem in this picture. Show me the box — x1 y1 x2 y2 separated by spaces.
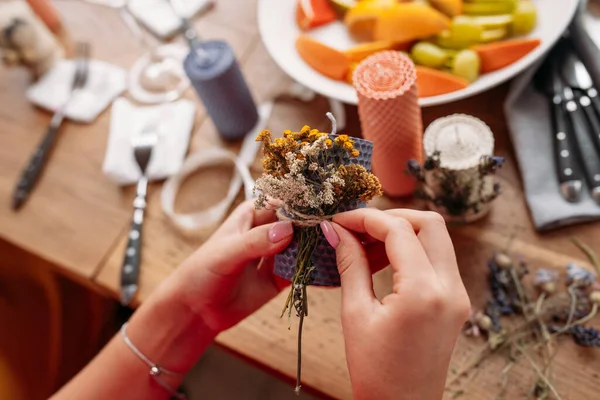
534 292 552 344
282 227 320 394
516 344 563 400
446 343 501 387
447 318 541 390
294 295 306 395
509 267 530 317
497 360 515 400
534 292 546 316
571 237 600 276
557 303 599 334
555 285 578 334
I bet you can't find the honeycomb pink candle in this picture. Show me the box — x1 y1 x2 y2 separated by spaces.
353 51 423 197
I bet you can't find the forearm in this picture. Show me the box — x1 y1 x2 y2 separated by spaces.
52 278 214 400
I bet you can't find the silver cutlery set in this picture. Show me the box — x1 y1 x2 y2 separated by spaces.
535 37 600 205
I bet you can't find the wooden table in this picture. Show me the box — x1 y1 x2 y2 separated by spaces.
2 1 600 399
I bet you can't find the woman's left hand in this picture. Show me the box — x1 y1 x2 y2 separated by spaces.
166 200 294 336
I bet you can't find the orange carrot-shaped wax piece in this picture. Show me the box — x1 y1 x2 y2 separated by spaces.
415 66 469 97
296 0 337 31
471 38 541 73
296 35 350 80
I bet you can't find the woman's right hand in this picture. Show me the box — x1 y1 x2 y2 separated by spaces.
322 209 471 400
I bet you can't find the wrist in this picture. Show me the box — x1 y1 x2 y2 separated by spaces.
126 279 216 374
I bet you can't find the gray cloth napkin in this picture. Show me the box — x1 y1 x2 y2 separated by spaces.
504 57 600 231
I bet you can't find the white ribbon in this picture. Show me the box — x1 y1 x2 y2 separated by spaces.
159 82 344 233
160 102 273 232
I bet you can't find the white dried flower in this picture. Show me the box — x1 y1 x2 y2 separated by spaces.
326 172 345 188
534 269 559 285
300 136 328 157
316 181 335 206
566 263 596 287
309 163 319 171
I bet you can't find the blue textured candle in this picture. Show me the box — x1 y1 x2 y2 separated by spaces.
183 40 259 140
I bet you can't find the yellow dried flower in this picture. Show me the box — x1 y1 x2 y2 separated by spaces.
283 129 294 138
337 164 383 203
308 130 323 140
343 141 354 151
335 134 349 144
256 129 272 142
300 125 311 135
274 138 286 146
325 139 333 148
350 149 360 158
301 141 309 146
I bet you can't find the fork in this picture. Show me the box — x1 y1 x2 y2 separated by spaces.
120 123 159 306
12 42 90 210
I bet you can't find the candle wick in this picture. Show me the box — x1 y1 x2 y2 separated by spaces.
454 126 462 145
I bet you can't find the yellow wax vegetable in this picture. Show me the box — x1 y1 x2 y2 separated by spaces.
374 3 451 43
344 0 396 41
411 42 450 68
451 16 483 43
428 0 463 17
451 49 481 82
463 1 516 15
512 1 537 35
471 14 513 29
436 30 471 49
480 27 508 43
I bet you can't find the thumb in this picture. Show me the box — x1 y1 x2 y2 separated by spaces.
218 221 294 275
330 222 377 310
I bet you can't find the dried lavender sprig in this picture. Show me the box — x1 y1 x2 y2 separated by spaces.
569 325 600 347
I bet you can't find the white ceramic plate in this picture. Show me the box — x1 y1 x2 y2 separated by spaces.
258 0 580 107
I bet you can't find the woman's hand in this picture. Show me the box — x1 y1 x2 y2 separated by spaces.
167 200 294 335
324 208 471 400
53 201 294 400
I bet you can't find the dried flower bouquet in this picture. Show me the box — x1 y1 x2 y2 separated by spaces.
254 113 382 392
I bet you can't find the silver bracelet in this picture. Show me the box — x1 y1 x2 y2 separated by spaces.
120 323 187 399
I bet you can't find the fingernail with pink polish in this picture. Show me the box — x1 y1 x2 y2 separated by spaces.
269 221 294 243
320 221 340 249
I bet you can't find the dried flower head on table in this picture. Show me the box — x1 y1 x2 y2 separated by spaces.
254 113 382 393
